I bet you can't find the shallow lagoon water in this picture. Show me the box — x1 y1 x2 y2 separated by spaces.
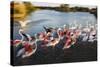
13 10 96 40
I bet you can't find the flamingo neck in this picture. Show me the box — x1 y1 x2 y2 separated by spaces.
19 30 24 42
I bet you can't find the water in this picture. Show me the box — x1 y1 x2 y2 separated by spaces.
13 10 97 40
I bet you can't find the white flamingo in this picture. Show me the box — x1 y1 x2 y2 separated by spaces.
16 29 38 58
13 20 32 46
15 20 38 58
13 29 24 47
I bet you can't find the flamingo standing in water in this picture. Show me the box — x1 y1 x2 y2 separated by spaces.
13 20 32 46
14 20 37 58
13 29 24 47
16 29 37 58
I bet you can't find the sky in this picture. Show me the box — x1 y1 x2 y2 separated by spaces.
32 2 97 9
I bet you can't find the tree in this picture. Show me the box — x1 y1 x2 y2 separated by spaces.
59 4 70 12
23 2 36 14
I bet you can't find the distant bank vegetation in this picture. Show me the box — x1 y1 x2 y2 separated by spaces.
10 1 97 21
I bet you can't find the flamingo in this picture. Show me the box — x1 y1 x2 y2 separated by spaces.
15 20 38 58
19 20 32 28
16 30 38 58
46 28 62 47
13 29 24 47
13 20 32 46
